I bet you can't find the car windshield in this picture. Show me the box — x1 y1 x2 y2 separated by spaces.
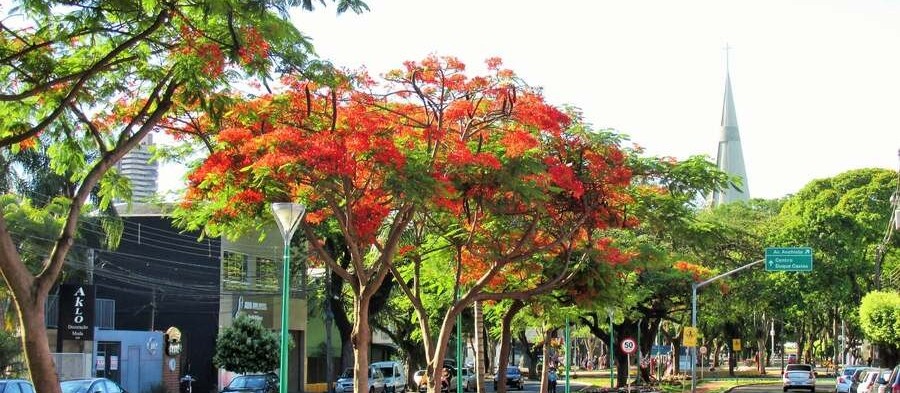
60 381 93 393
339 369 354 379
507 367 519 374
229 376 266 389
843 368 858 376
377 367 394 378
786 365 812 372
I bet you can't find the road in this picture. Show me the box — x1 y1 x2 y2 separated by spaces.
730 382 834 393
469 379 590 393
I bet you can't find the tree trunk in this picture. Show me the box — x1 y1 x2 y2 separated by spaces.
20 293 60 393
475 301 485 393
540 330 551 393
496 301 523 393
712 339 721 368
518 331 539 379
727 347 735 377
615 345 628 388
756 337 767 374
353 294 373 393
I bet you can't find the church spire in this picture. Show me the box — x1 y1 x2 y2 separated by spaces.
711 46 750 206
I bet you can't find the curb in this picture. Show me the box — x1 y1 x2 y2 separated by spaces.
723 382 781 393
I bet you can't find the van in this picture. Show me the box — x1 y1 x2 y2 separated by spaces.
372 361 407 393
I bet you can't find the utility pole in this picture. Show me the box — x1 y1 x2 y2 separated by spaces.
325 267 334 393
691 259 764 393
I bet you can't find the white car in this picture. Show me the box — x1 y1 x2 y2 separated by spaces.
373 361 407 393
783 364 816 392
838 367 868 393
336 367 386 393
858 370 886 393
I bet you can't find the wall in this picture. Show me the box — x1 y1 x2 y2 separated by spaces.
91 212 221 393
95 330 164 393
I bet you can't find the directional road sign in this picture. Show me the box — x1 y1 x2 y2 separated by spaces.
621 338 637 354
765 247 813 272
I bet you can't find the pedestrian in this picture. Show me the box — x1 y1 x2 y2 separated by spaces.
548 367 558 393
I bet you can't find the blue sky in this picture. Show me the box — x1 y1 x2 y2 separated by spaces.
164 1 900 200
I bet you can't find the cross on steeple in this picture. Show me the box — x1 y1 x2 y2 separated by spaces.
724 43 733 72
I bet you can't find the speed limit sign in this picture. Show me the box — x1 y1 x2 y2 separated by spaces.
620 338 637 354
699 346 708 355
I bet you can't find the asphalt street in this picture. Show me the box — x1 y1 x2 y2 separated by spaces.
729 382 834 393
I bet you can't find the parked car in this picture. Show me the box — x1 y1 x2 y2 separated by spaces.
337 367 386 393
447 367 474 392
219 374 278 393
838 367 869 393
782 364 816 392
413 370 426 387
852 368 875 393
493 366 524 391
888 365 900 393
462 369 480 392
0 380 34 393
60 378 127 393
372 361 406 393
858 370 886 393
875 369 895 393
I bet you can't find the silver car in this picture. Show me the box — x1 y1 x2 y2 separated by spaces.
336 367 386 393
782 364 816 392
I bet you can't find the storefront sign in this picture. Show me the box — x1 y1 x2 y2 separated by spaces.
165 326 183 356
58 284 95 341
233 294 274 327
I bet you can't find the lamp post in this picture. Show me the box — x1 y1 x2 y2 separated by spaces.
770 321 775 368
272 202 306 393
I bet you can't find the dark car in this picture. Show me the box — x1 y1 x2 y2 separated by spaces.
493 367 524 391
0 380 35 393
60 378 126 393
220 374 278 393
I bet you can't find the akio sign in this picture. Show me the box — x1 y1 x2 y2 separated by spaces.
58 284 94 341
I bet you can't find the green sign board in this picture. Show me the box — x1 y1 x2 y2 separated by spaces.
765 247 813 272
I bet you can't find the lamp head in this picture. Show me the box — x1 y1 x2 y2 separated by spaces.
271 202 306 242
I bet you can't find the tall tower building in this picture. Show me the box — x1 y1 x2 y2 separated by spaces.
118 134 158 202
711 61 751 206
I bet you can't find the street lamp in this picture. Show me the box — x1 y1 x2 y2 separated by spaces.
272 202 306 393
770 322 775 367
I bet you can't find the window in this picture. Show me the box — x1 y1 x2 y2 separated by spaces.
255 257 278 290
223 252 248 290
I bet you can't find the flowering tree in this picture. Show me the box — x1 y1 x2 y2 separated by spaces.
177 55 638 393
0 0 363 390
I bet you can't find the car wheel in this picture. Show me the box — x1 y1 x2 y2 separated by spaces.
494 383 498 391
810 389 815 393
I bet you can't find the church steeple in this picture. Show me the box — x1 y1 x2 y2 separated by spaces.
711 48 750 206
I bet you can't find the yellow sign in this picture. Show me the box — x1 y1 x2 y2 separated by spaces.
732 338 741 351
683 327 699 347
